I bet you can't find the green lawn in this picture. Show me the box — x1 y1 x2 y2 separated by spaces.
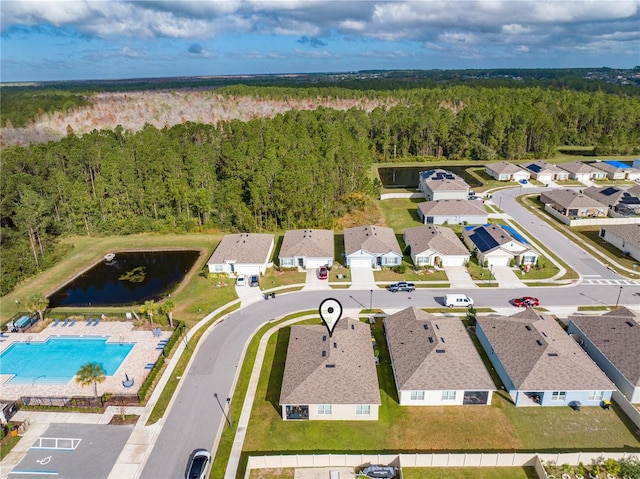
466 168 518 193
573 227 640 275
242 317 640 458
403 467 537 479
374 266 448 283
378 198 424 232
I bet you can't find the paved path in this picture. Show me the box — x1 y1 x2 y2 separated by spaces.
445 266 477 289
348 266 377 289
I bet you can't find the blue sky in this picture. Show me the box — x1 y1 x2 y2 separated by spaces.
1 1 639 82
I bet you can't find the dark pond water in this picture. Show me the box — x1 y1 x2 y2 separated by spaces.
378 165 483 189
48 250 200 307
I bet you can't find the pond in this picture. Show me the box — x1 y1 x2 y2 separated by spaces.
378 165 482 189
47 250 200 307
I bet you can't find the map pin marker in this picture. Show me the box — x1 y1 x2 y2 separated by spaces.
319 298 343 338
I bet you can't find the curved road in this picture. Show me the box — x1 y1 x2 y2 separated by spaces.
141 189 639 479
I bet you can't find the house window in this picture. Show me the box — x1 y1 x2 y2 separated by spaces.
441 390 457 401
280 258 294 267
356 405 371 415
588 391 605 401
213 264 224 273
522 255 536 264
317 404 332 415
551 391 566 402
410 391 425 401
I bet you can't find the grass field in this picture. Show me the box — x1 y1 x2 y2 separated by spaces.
403 467 537 479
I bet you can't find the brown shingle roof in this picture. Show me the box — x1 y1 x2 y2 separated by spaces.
385 307 494 391
279 229 334 259
343 225 401 256
601 224 640 248
559 161 602 175
207 233 274 265
417 199 487 217
477 309 614 391
404 225 469 257
540 189 607 209
485 161 528 175
568 308 640 386
279 318 381 405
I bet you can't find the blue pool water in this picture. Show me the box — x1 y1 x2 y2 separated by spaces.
0 337 134 385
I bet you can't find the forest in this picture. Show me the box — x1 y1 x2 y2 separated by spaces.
1 81 640 295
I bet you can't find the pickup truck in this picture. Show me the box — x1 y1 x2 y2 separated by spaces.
387 281 415 292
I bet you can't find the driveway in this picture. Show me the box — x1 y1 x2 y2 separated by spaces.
445 266 477 289
491 266 526 288
348 266 377 289
302 268 330 291
235 282 263 306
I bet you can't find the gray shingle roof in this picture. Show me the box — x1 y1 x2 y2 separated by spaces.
477 309 614 391
417 199 487 217
540 189 607 209
207 233 274 265
601 224 640 248
279 229 334 259
420 169 470 191
404 225 469 257
343 225 401 256
524 160 565 175
279 318 381 405
385 307 494 391
591 162 625 174
559 161 602 175
568 308 640 387
485 161 528 175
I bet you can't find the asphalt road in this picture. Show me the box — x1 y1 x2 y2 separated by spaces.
141 190 640 479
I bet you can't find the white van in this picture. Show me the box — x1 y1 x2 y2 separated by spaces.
444 294 474 308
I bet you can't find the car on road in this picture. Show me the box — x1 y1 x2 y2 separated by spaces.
519 179 528 184
186 449 211 479
387 281 415 292
512 296 539 307
235 274 246 286
249 275 260 287
317 265 328 280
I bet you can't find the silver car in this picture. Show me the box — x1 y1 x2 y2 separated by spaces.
186 449 211 479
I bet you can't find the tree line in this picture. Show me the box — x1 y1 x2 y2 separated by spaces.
2 84 640 295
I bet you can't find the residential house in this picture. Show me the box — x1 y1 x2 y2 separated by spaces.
403 225 470 267
476 309 615 407
484 162 531 182
558 161 608 182
385 307 495 406
583 185 640 216
633 159 640 170
417 199 488 225
523 161 569 183
206 233 274 276
462 224 538 267
279 318 381 420
599 224 640 262
591 160 640 180
539 189 608 218
568 308 640 403
418 169 470 201
278 229 334 269
344 225 402 268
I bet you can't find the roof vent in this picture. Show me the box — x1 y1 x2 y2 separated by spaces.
435 324 440 330
626 321 635 327
428 337 434 343
525 325 532 331
333 342 337 349
440 337 445 343
322 351 326 357
325 364 335 368
423 324 429 330
536 340 543 346
548 353 558 357
323 335 327 341
435 349 445 353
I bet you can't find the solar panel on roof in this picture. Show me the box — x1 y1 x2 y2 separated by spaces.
528 164 542 173
470 228 499 252
601 187 619 196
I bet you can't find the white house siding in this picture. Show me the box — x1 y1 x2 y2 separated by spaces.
480 252 512 267
431 190 469 201
626 170 640 181
534 172 553 182
423 214 488 225
413 252 467 267
282 404 379 421
208 261 266 276
602 230 640 262
347 251 375 267
513 171 531 181
398 389 493 406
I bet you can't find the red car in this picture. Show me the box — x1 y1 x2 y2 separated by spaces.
317 266 328 280
512 297 539 307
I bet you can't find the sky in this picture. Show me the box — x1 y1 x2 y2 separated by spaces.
1 0 639 82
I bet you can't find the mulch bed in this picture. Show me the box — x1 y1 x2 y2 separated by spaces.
108 414 140 425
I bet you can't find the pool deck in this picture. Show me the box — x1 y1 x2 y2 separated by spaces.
0 321 171 401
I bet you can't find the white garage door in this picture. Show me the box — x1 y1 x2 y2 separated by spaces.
306 259 328 269
349 258 373 268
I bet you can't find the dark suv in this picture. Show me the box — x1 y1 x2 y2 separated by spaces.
249 275 260 287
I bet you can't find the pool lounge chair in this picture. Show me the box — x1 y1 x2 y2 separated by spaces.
69 318 76 327
93 317 100 326
86 318 94 326
61 318 69 327
52 319 60 327
144 363 156 369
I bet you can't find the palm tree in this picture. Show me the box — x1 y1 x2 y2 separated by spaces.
159 299 176 328
139 300 157 327
26 292 49 323
75 362 106 397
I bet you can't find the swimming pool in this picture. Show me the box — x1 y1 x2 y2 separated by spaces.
0 337 134 385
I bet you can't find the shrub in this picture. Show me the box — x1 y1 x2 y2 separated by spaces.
391 263 407 274
618 456 640 478
604 458 621 476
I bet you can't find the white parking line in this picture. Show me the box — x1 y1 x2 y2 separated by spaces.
31 437 81 451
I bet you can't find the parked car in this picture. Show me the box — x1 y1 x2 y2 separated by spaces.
519 179 528 184
444 294 474 308
387 281 415 292
361 465 398 479
317 265 328 280
249 275 260 287
512 296 539 307
235 274 246 286
186 449 211 479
